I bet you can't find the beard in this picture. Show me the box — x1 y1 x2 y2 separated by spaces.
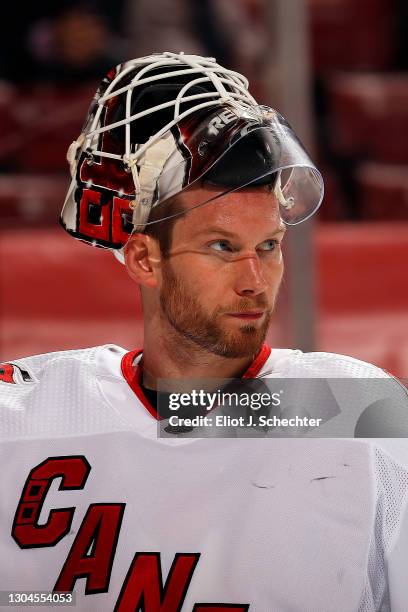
160 263 273 359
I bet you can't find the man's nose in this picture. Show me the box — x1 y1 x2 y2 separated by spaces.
233 255 268 296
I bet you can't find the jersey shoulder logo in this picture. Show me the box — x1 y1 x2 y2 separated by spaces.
0 363 35 385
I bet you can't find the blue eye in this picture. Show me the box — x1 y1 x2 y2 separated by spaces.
258 239 278 251
210 240 233 252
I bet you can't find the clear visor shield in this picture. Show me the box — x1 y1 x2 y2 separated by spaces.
133 105 324 230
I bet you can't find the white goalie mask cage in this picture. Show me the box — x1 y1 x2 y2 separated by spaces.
60 52 324 263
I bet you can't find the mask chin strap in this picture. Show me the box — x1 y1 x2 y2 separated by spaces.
274 170 295 214
125 131 175 230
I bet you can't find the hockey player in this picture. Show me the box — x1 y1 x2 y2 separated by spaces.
1 53 408 611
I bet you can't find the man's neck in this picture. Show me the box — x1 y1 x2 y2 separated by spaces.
141 319 258 390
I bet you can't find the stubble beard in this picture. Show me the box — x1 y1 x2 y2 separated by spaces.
160 263 273 359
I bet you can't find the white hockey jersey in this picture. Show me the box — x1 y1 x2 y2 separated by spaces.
1 344 408 611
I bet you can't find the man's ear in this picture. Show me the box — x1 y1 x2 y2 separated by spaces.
124 233 161 288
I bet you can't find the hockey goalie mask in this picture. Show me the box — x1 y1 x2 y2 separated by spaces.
61 52 324 262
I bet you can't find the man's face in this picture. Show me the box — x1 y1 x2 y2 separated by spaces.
157 185 285 359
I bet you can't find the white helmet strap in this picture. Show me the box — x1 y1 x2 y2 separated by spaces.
128 131 175 227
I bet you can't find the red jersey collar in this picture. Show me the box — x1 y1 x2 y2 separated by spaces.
121 343 272 421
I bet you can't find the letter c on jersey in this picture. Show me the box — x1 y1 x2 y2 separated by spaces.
12 456 91 548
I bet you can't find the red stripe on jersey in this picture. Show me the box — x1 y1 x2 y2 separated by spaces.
120 349 159 420
242 344 271 378
121 344 272 420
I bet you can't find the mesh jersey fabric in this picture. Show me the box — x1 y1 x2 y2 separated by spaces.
0 344 408 611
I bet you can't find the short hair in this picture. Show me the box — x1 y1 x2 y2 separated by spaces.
142 194 185 258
